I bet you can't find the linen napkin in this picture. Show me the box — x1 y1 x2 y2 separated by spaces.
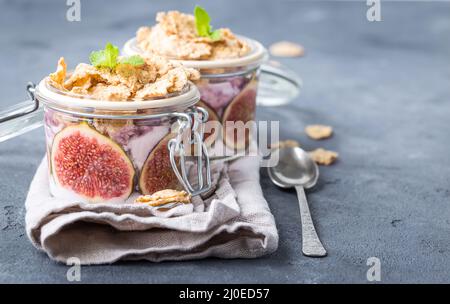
25 153 279 264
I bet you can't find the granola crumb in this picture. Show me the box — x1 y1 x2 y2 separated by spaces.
89 83 132 101
49 57 67 89
305 124 333 140
270 139 300 150
309 148 338 166
135 189 191 207
269 41 305 58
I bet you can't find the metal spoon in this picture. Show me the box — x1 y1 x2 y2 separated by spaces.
268 146 327 257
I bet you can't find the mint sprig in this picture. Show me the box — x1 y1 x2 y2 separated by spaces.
89 43 144 69
119 55 145 66
89 43 119 69
194 5 221 41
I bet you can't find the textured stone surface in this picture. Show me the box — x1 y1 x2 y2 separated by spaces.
0 0 449 283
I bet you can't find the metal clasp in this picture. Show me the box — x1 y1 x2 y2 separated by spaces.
168 106 212 196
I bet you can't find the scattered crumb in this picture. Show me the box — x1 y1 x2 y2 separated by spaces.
135 189 191 207
309 148 338 166
269 41 305 58
270 139 300 150
305 124 333 140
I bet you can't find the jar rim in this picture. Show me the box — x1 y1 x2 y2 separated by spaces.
122 35 268 70
35 78 200 112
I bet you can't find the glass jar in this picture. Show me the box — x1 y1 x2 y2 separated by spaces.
0 78 212 204
123 36 302 157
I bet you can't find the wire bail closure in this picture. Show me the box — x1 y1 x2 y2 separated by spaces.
168 106 212 196
0 82 38 124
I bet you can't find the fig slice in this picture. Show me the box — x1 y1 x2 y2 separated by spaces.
222 79 258 151
51 122 135 203
139 133 182 195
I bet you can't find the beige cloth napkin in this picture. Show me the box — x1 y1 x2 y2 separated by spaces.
25 154 278 264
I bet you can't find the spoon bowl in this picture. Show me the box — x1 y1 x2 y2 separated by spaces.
268 147 319 189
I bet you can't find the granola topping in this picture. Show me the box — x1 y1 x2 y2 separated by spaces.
48 55 200 101
49 57 67 89
135 189 192 207
136 11 251 60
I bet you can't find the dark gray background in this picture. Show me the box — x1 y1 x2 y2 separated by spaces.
0 0 449 283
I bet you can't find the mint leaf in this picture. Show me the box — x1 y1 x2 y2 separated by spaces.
194 5 221 40
104 43 119 67
90 43 144 70
119 55 145 66
89 42 119 69
210 29 221 41
89 51 106 67
194 5 211 37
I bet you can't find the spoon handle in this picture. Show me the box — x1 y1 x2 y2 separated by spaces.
295 185 327 257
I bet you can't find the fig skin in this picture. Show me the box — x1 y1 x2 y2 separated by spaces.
139 133 182 195
222 79 258 151
50 122 135 203
196 100 220 147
